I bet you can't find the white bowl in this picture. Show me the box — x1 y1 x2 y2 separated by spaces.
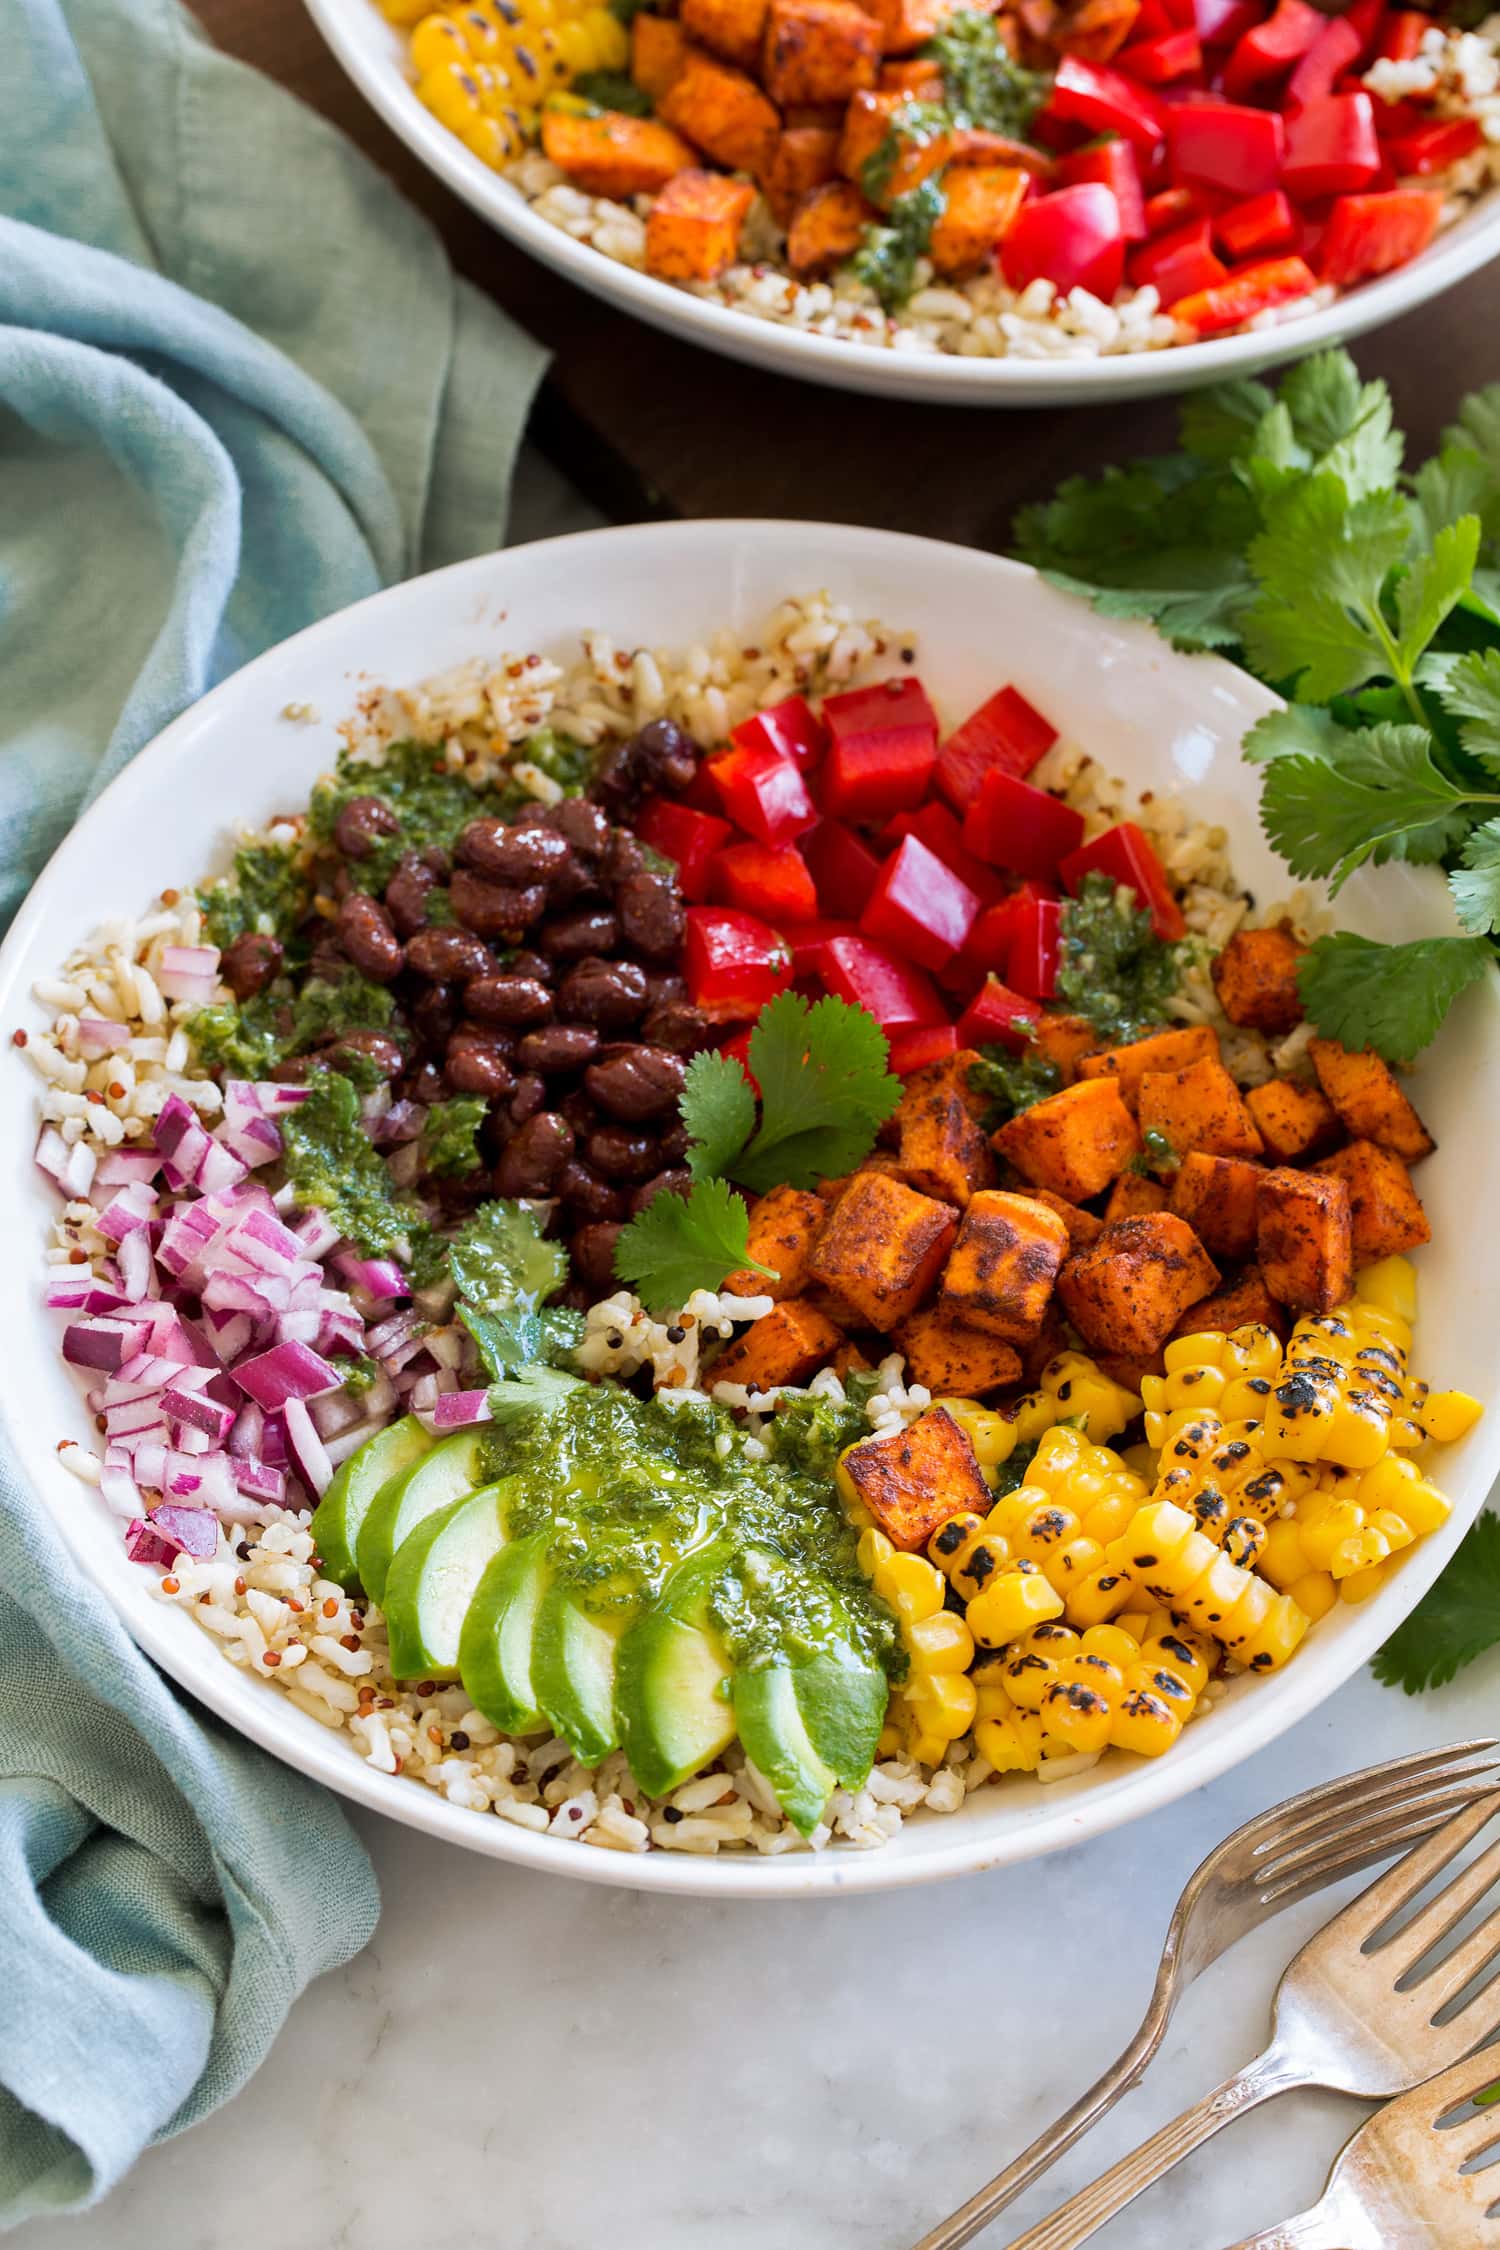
4 520 1498 1897
303 0 1500 405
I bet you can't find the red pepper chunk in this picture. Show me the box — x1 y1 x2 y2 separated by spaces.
881 801 1007 905
1171 254 1316 336
1214 190 1299 262
1286 13 1362 105
802 818 887 918
1060 820 1187 940
820 934 947 1031
717 1025 761 1098
820 677 939 823
1283 94 1382 200
635 798 732 903
1057 139 1148 240
1386 118 1484 175
861 833 981 971
789 918 858 984
1117 28 1204 82
712 839 819 924
1317 188 1442 285
730 694 827 770
956 977 1042 1053
1376 9 1433 61
935 683 1059 812
1129 217 1226 308
1193 0 1261 46
957 880 1058 977
963 768 1086 880
999 182 1127 300
1007 893 1063 1000
1168 103 1285 197
1045 57 1167 158
888 1022 960 1075
1221 0 1324 96
707 736 818 845
684 907 792 1019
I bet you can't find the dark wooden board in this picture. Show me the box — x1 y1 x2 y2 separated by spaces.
195 0 1500 537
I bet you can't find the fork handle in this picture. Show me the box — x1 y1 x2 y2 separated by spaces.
1002 2046 1303 2250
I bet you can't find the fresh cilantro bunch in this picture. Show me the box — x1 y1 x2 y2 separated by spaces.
613 992 901 1311
1014 350 1500 1064
1374 1513 1500 1695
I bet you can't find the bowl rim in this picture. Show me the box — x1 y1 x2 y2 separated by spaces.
5 516 1499 1899
301 0 1500 405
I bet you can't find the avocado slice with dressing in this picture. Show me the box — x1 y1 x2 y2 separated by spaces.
616 1546 737 1799
382 1476 515 1681
356 1423 492 1608
531 1580 632 1767
458 1532 553 1736
310 1413 432 1592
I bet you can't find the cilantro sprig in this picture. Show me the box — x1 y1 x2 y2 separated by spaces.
1014 350 1500 1065
1374 1513 1500 1695
613 993 901 1312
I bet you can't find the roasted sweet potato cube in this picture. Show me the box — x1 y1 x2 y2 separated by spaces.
896 1065 995 1207
937 1189 1070 1342
1137 1056 1264 1162
1104 1171 1168 1223
1169 1266 1289 1344
807 1170 957 1331
1169 1153 1263 1263
658 49 782 174
540 108 699 196
1028 1013 1100 1082
993 1078 1141 1204
831 1338 874 1379
1244 1077 1341 1164
632 12 690 98
929 163 1028 276
1025 1188 1104 1251
1021 1301 1069 1387
1059 0 1144 60
1256 1168 1352 1314
878 55 944 92
763 122 841 222
1308 1039 1435 1164
837 87 906 187
903 1046 991 1122
764 0 881 104
854 0 965 50
816 1148 905 1200
681 0 772 70
722 1185 827 1300
1057 1214 1220 1362
1315 1140 1432 1262
839 1405 991 1552
647 168 756 280
786 176 871 270
1076 1023 1220 1112
894 1307 1023 1395
1211 924 1307 1034
709 1298 844 1390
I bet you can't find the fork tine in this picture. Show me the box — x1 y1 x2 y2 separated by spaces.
1332 1790 1500 1947
1440 2093 1500 2167
1415 1897 1500 2017
1388 1833 1500 1974
1252 1743 1500 1875
1259 1780 1500 1897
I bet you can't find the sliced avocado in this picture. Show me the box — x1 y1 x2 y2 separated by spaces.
382 1477 515 1682
733 1642 887 1840
309 1414 433 1592
616 1548 736 1799
791 1644 888 1793
356 1423 491 1607
532 1582 631 1767
458 1532 552 1735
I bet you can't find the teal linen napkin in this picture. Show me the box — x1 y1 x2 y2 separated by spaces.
0 0 548 2222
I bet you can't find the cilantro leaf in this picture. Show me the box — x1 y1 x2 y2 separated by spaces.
1413 445 1500 548
1258 722 1475 888
613 1177 774 1313
1373 1513 1500 1694
680 1049 758 1182
1242 477 1413 700
1242 704 1345 765
1438 648 1500 779
1447 384 1500 481
487 1364 587 1424
1178 377 1275 465
1450 817 1500 934
1298 932 1494 1063
1393 516 1482 675
420 1095 487 1179
1278 355 1403 497
448 1200 568 1313
733 991 901 1194
462 1302 583 1381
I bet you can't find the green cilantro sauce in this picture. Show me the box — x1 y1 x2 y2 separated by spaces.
420 1096 488 1179
199 838 311 954
921 9 1050 134
851 177 946 311
968 1042 1062 1128
1057 872 1185 1044
191 969 401 1083
308 732 593 893
280 1071 429 1261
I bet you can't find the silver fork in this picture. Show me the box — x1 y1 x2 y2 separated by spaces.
913 1739 1500 2250
1005 1783 1500 2250
1220 2044 1500 2248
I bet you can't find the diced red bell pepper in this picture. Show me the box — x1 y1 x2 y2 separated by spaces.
819 678 939 823
1006 894 1064 1001
1386 118 1485 176
935 683 1059 811
635 797 733 904
788 917 855 983
717 1025 762 1100
730 693 827 771
1171 253 1316 334
675 759 730 815
1145 183 1200 233
860 834 981 971
1117 28 1204 82
1215 189 1299 261
1375 8 1432 60
1136 0 1177 40
1059 820 1186 941
999 181 1127 300
1340 0 1386 63
887 1022 961 1076
684 907 793 1019
1221 0 1324 96
802 818 886 919
1168 103 1286 197
1283 93 1382 200
963 770 1087 880
1045 57 1168 158
1287 14 1363 105
959 896 1025 976
712 839 819 924
881 801 1007 906
956 977 1044 1053
1058 137 1149 240
1193 0 1261 44
1129 216 1227 307
821 934 947 1032
1316 186 1443 284
1372 98 1430 141
707 737 818 845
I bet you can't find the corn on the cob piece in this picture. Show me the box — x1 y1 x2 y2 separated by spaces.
859 1527 977 1765
1105 1499 1311 1669
987 1617 1212 1760
404 0 627 168
1038 1352 1143 1444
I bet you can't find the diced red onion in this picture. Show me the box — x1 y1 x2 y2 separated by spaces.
76 1015 131 1059
36 1124 97 1199
371 1099 427 1148
310 1387 366 1441
150 1503 219 1558
291 1207 342 1261
96 1150 161 1187
324 1420 385 1468
196 1139 248 1195
258 1412 289 1469
333 1249 407 1303
282 1396 333 1498
125 1518 179 1567
95 1180 158 1243
231 1456 286 1505
233 1338 342 1409
100 1447 144 1519
428 1389 491 1431
62 1319 134 1372
116 1227 158 1303
228 1400 264 1459
162 1387 236 1443
157 945 221 1004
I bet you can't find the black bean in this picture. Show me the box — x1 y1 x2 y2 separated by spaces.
465 974 555 1028
445 1032 515 1098
457 819 573 885
449 868 547 942
330 1031 404 1080
555 956 649 1031
585 1044 686 1123
643 970 687 1010
635 717 701 793
604 829 647 887
268 1054 317 1084
494 1112 575 1197
220 932 284 999
406 927 492 983
336 893 404 982
585 1125 660 1182
630 1167 693 1215
641 999 716 1056
509 1073 547 1126
333 795 401 861
537 907 619 960
547 799 611 860
571 1221 624 1295
556 1161 630 1224
507 948 554 985
403 1061 449 1106
308 934 349 984
384 852 438 938
658 1120 691 1165
517 1023 600 1074
615 870 685 962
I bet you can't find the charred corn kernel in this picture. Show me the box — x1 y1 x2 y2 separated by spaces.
1008 1389 1062 1446
1111 1686 1184 1757
1081 1623 1139 1669
417 59 493 135
382 0 438 20
411 14 472 69
1106 1500 1311 1670
1001 1620 1079 1709
936 1397 1019 1473
1356 1255 1418 1323
879 1551 947 1625
1043 1668 1118 1755
1063 1564 1137 1630
906 1611 976 1674
1290 1568 1338 1622
975 1698 1044 1774
968 1559 1066 1648
857 1526 895 1578
1420 1390 1483 1444
1221 1516 1268 1570
407 0 617 159
1340 1559 1391 1605
1040 1352 1142 1445
1139 1623 1213 1698
894 1670 978 1764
